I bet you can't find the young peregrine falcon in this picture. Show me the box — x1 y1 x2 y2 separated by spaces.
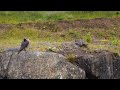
18 38 30 54
75 39 87 48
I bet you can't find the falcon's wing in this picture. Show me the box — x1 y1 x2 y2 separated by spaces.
19 41 28 51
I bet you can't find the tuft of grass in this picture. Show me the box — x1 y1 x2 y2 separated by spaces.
66 53 77 63
109 37 120 46
84 32 92 43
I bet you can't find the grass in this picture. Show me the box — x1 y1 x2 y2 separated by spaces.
89 43 120 55
0 26 119 54
0 11 120 55
83 32 92 43
0 11 120 24
110 37 120 46
66 53 77 63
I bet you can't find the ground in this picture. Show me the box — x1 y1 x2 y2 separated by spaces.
0 17 120 57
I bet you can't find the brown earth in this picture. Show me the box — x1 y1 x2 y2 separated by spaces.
1 18 120 30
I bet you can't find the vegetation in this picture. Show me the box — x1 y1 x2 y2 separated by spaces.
66 53 77 63
110 37 120 46
0 11 120 55
84 32 92 43
0 11 120 24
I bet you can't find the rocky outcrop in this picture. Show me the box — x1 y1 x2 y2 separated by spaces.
74 50 120 79
113 56 120 79
0 50 85 79
0 47 119 79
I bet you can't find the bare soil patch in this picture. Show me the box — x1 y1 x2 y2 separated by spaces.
0 18 120 30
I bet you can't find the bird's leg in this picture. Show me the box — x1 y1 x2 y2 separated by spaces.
24 48 27 53
17 49 22 54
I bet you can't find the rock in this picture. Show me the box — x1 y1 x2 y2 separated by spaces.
113 56 120 79
0 51 85 79
74 50 120 79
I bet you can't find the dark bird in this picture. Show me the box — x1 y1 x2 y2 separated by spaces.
18 38 30 54
75 39 87 48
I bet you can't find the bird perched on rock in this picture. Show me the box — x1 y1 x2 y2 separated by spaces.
75 39 87 48
18 37 30 54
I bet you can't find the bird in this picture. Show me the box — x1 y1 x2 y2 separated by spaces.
75 39 87 48
18 37 30 54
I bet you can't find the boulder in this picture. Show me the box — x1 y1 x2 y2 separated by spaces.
74 50 120 79
113 56 120 79
0 50 85 79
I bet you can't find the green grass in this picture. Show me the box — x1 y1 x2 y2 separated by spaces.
0 11 120 55
109 37 120 45
89 43 120 55
83 32 92 43
0 11 120 24
66 53 77 63
0 26 119 48
0 28 39 40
